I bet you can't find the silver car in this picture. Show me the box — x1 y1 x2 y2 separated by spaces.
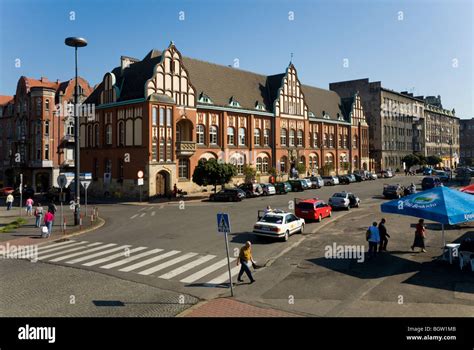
322 176 339 186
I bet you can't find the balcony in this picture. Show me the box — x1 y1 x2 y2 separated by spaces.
175 141 196 157
60 135 75 145
61 159 75 167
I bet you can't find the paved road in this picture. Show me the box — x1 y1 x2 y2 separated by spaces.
4 176 423 302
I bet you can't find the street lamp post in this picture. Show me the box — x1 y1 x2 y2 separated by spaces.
65 37 87 226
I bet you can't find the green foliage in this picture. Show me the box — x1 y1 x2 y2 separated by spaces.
0 217 27 233
321 164 333 176
295 163 306 174
426 155 442 166
243 164 256 183
267 167 277 177
402 154 420 168
192 158 237 193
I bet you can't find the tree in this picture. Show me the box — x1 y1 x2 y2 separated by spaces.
402 154 420 169
321 164 333 176
426 155 442 166
268 167 277 177
243 164 256 183
295 163 306 175
192 158 237 193
415 153 426 166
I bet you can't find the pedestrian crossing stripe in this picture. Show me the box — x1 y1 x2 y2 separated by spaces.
32 240 255 286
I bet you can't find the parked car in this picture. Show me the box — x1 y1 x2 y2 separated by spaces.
328 192 360 210
238 183 263 197
353 170 370 180
380 170 394 178
301 178 313 189
275 182 291 194
260 183 276 196
295 198 332 222
432 170 449 182
367 172 377 180
253 209 305 241
322 176 339 186
423 167 433 176
383 184 405 199
352 173 364 182
305 176 324 188
421 176 442 191
209 188 246 202
1 187 14 196
337 175 351 185
288 180 304 192
346 174 357 182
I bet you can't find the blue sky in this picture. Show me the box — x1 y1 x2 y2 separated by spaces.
0 0 472 117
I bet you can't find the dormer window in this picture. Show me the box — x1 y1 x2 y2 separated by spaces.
255 102 265 111
308 112 315 118
198 93 212 104
229 97 240 108
337 113 345 121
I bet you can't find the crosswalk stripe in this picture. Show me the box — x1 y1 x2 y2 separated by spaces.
139 213 146 218
138 252 198 276
82 247 147 267
147 207 154 211
65 245 132 264
151 211 156 216
48 243 116 262
138 207 147 212
38 241 87 254
100 248 163 269
39 242 101 260
159 255 216 280
207 265 241 284
119 250 180 272
130 214 139 219
180 257 235 283
38 240 77 251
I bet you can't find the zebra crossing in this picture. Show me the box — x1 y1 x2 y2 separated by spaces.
32 240 244 286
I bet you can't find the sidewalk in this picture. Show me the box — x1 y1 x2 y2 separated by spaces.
0 206 104 247
179 298 299 317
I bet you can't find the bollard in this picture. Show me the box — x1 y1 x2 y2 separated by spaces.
79 214 83 230
63 217 67 234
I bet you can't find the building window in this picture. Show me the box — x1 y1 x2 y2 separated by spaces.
280 156 287 173
256 157 263 173
227 127 235 145
159 137 165 161
105 124 112 145
353 135 358 148
94 124 99 147
44 144 49 160
45 99 50 111
329 134 334 148
289 129 295 146
196 124 205 145
325 153 334 167
118 158 124 180
178 158 189 179
152 138 157 161
264 128 270 146
309 155 319 171
67 120 74 136
230 153 245 175
280 128 287 146
36 99 41 115
257 156 269 173
238 127 246 146
152 107 158 126
87 125 93 147
44 121 50 136
254 128 261 146
297 130 303 147
166 139 172 161
118 121 125 146
159 107 165 126
105 159 112 174
313 132 319 148
166 108 172 126
210 125 218 145
343 135 349 148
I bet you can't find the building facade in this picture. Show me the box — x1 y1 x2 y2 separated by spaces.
421 95 460 168
460 118 474 166
0 76 93 191
330 79 425 172
81 42 370 198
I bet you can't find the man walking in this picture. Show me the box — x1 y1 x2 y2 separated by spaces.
378 218 390 252
6 193 14 210
366 222 380 259
237 241 256 283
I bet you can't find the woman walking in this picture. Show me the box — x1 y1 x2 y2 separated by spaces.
43 210 55 238
411 219 427 252
34 203 44 228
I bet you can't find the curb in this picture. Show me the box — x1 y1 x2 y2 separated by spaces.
175 300 208 317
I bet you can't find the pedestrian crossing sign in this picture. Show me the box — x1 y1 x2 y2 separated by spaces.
217 213 231 233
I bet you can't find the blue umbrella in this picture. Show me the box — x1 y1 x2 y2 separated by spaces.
381 186 474 246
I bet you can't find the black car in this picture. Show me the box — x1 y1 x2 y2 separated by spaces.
352 173 363 182
338 175 351 185
209 188 246 202
383 184 405 199
238 183 263 197
421 176 442 191
288 180 304 192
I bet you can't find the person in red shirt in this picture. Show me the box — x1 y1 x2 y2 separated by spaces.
43 210 55 238
411 219 427 252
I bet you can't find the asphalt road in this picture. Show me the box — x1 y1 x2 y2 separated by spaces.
26 175 421 300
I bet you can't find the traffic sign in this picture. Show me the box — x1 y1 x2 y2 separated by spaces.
137 178 144 186
80 172 92 181
217 213 231 233
81 181 91 190
137 170 144 178
59 172 75 188
57 174 67 188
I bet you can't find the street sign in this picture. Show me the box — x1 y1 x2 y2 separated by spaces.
137 178 144 186
137 170 144 178
57 174 67 188
81 181 91 190
59 172 75 188
217 213 231 233
80 172 92 181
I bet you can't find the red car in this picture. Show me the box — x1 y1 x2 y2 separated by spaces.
295 198 332 222
1 187 14 196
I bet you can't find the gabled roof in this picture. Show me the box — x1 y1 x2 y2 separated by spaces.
0 95 14 106
302 85 348 121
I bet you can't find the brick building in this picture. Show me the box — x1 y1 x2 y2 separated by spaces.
0 76 93 191
82 42 369 198
460 118 474 165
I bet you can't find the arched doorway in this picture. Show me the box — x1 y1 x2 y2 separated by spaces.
155 171 170 197
35 172 50 193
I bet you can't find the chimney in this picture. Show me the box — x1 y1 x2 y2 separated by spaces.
40 76 49 83
121 56 138 72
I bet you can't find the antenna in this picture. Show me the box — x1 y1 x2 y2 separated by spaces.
290 52 294 63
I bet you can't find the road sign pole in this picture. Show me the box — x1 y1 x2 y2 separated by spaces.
19 173 23 217
60 188 64 234
224 230 234 297
85 186 88 216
